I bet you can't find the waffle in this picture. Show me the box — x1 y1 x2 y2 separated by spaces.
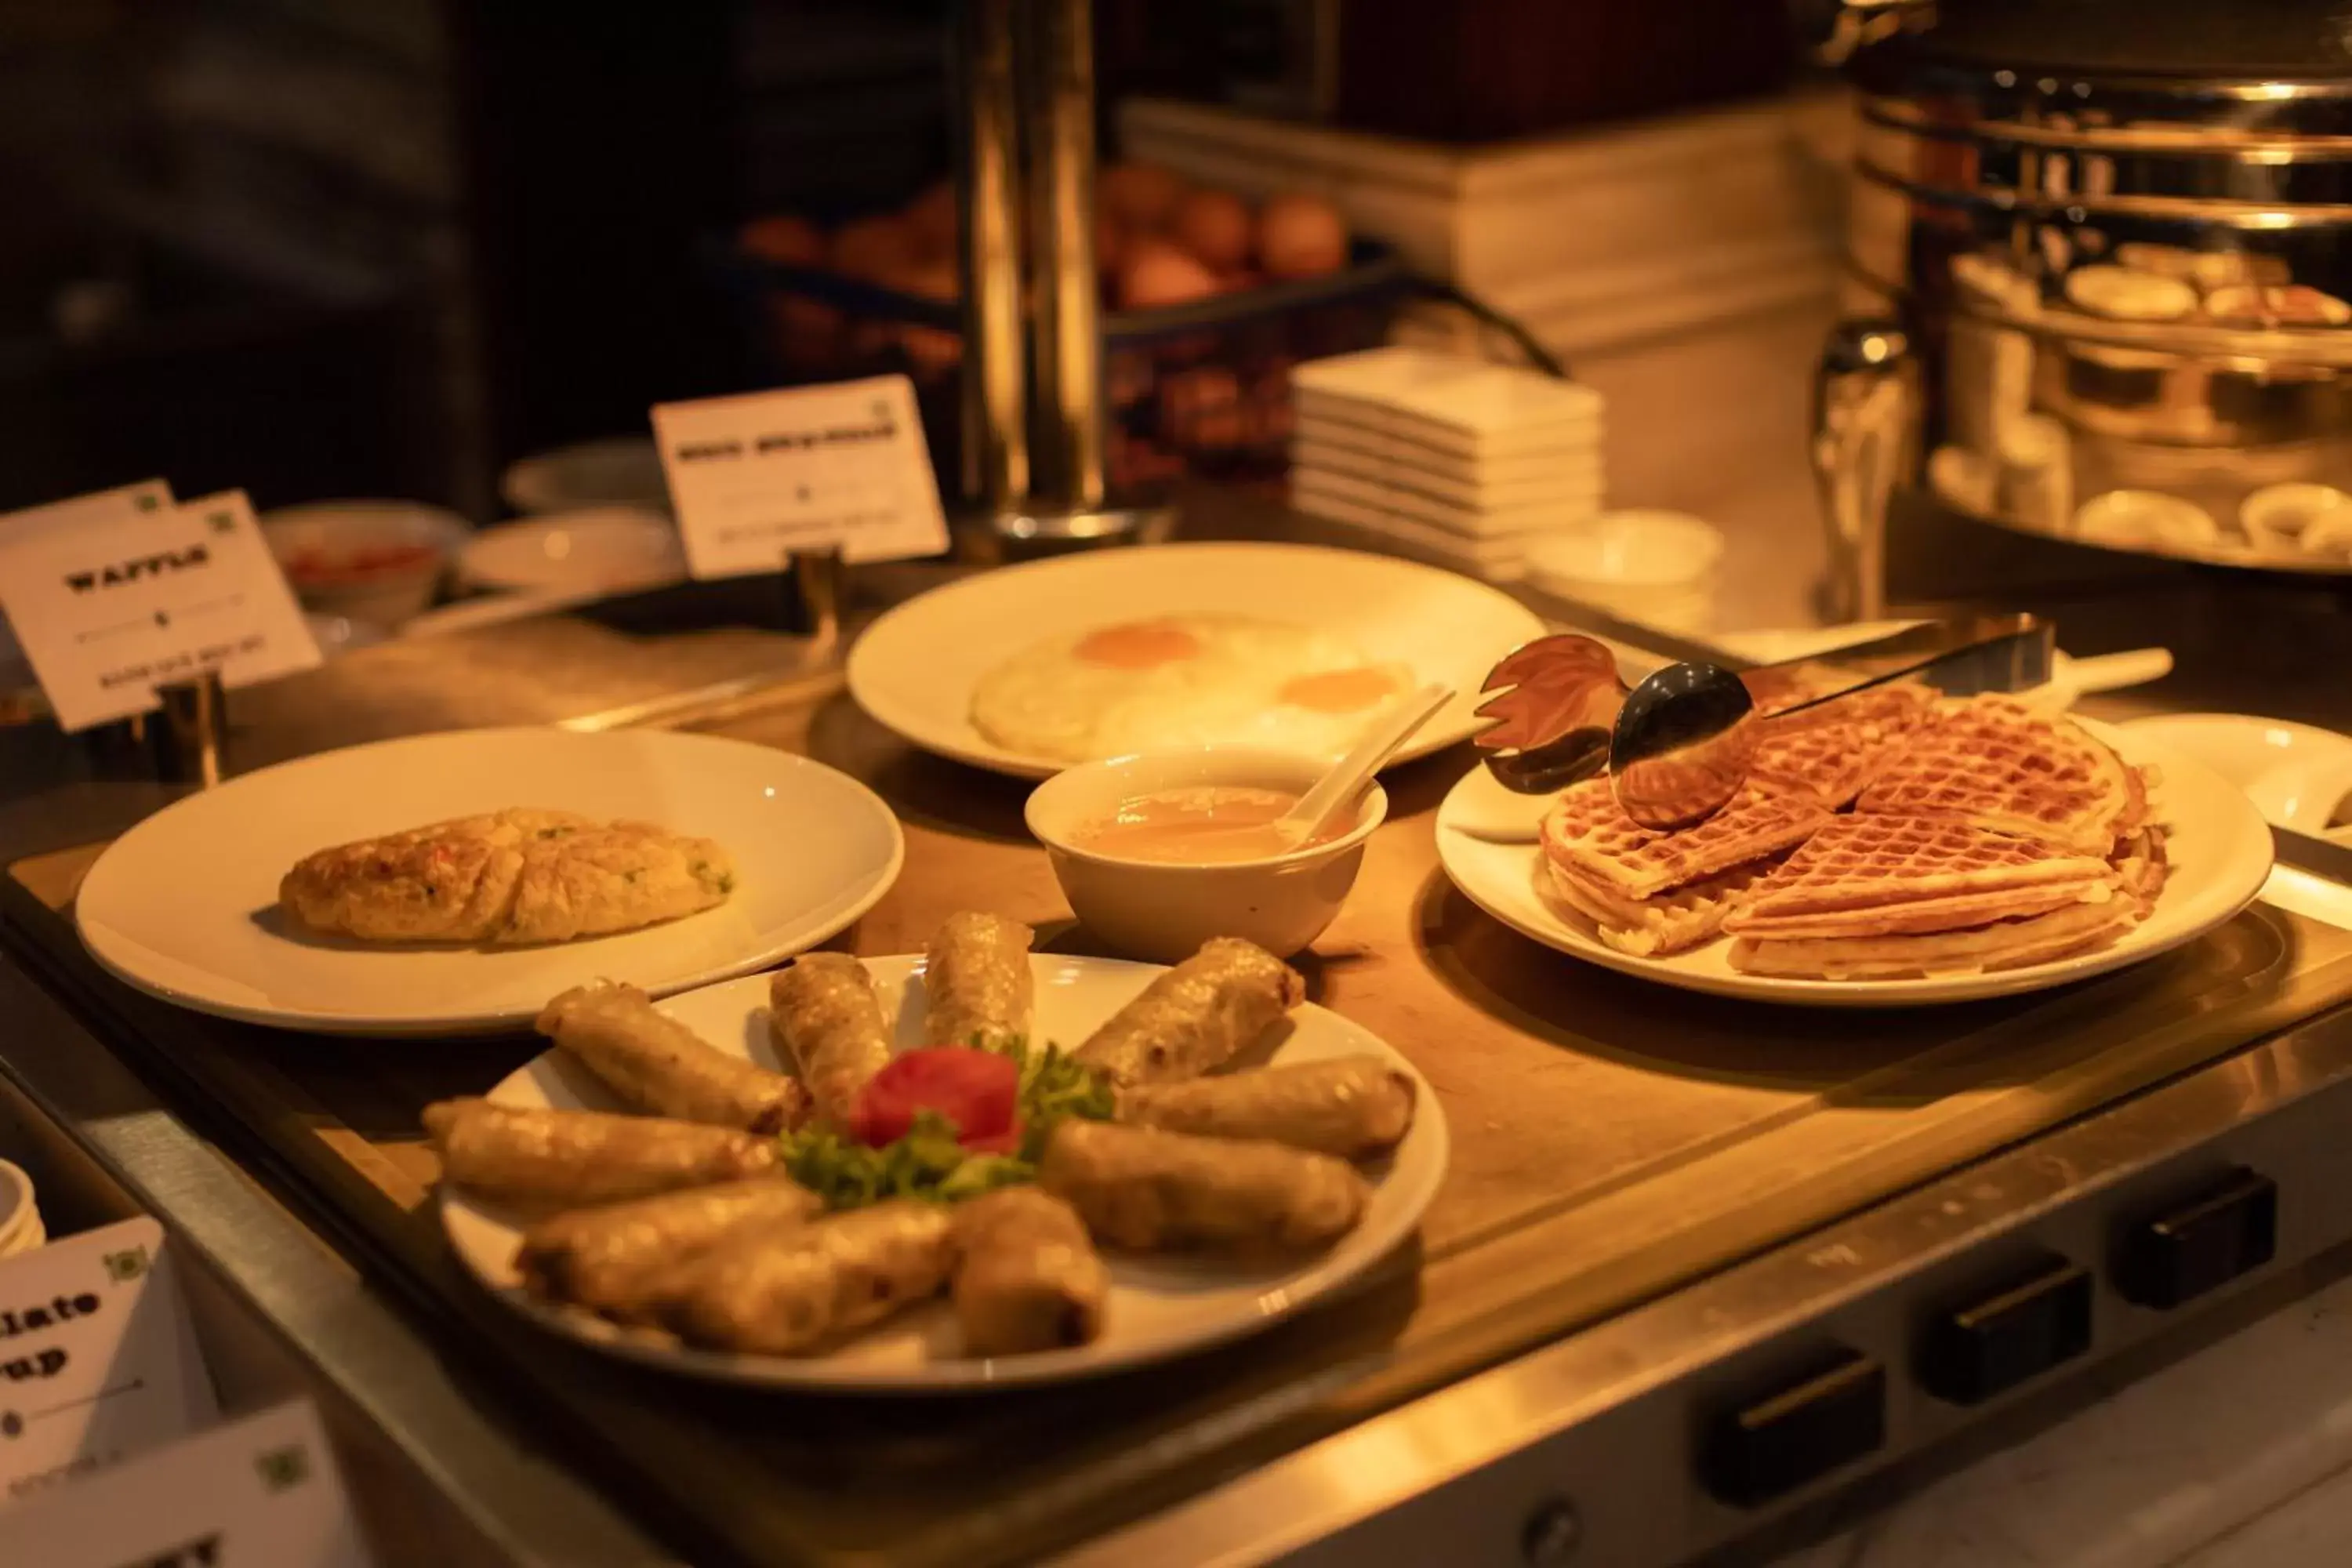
1541 855 1782 957
1730 896 2141 979
1540 777 1830 901
1748 684 1936 808
2112 826 2171 913
1726 815 2118 941
1856 697 2143 854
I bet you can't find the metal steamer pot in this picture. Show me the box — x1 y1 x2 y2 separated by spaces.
1812 0 2352 619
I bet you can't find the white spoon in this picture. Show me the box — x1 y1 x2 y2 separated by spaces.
1273 683 1455 848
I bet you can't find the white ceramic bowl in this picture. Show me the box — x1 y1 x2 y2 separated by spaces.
260 500 469 629
1525 510 1724 633
1025 746 1387 962
458 506 685 596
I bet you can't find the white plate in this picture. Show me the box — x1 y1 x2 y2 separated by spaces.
457 508 685 597
441 954 1449 1391
1436 723 2274 1007
2120 713 2352 843
75 728 904 1035
846 543 1548 779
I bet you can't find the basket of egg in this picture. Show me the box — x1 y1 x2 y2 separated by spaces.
725 164 1410 492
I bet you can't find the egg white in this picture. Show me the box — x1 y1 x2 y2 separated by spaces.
970 615 1409 764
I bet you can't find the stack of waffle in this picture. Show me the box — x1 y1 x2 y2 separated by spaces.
1537 691 2169 978
1539 779 1828 956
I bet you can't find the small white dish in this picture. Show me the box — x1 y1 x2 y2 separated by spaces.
2239 483 2352 557
260 499 470 629
2120 713 2352 840
2073 489 2219 551
441 955 1448 1392
499 436 670 515
1025 746 1386 961
459 507 685 597
74 727 905 1035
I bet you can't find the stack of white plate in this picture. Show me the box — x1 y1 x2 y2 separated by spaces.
0 1159 45 1258
1287 347 1604 580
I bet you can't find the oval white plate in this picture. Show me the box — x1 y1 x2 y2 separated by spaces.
75 728 904 1035
846 543 1548 779
457 508 684 597
442 954 1448 1392
1436 723 2274 1007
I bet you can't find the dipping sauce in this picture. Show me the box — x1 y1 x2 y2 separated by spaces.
1070 786 1335 863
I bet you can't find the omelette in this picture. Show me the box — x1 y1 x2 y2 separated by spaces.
280 808 735 946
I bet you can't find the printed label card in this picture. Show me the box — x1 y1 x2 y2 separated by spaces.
653 373 949 577
0 1397 376 1566
0 1216 217 1502
0 485 321 730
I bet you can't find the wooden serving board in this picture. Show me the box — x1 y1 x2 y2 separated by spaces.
11 678 2352 1568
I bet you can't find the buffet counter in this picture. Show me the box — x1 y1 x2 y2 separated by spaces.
9 486 2352 1566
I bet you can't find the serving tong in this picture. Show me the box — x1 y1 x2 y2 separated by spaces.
1476 613 2057 829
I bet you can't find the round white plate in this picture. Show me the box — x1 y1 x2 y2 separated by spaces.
457 508 685 597
75 728 904 1035
1436 723 2274 1007
442 954 1447 1392
846 543 1548 779
2120 713 2352 843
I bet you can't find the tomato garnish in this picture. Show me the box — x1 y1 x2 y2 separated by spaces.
848 1047 1018 1149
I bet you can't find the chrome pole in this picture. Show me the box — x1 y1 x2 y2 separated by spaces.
952 0 1029 518
1016 0 1106 511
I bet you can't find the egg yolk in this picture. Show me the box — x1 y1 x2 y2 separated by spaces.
1277 666 1399 713
1075 620 1202 669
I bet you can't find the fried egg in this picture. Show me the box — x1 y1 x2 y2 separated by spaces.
971 615 1413 764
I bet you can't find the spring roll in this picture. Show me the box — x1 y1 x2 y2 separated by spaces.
948 1187 1108 1356
538 981 807 1133
1038 1119 1367 1254
923 912 1035 1049
1116 1055 1417 1160
423 1097 778 1208
1073 937 1303 1089
768 953 895 1128
663 1199 953 1356
516 1178 821 1323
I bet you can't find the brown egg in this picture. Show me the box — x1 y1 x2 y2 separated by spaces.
1098 162 1188 231
1094 207 1127 278
768 296 844 367
1256 193 1348 279
1171 188 1253 272
739 214 824 267
888 257 962 303
830 214 918 281
902 180 959 256
1118 240 1222 310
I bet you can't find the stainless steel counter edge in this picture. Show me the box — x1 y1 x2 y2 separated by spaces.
1056 997 2352 1568
0 949 678 1568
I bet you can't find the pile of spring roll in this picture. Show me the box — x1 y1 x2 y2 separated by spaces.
424 913 1421 1363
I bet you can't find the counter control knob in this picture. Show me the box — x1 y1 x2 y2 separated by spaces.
1701 1347 1885 1508
2118 1167 2278 1310
1920 1254 2093 1406
1520 1497 1581 1566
